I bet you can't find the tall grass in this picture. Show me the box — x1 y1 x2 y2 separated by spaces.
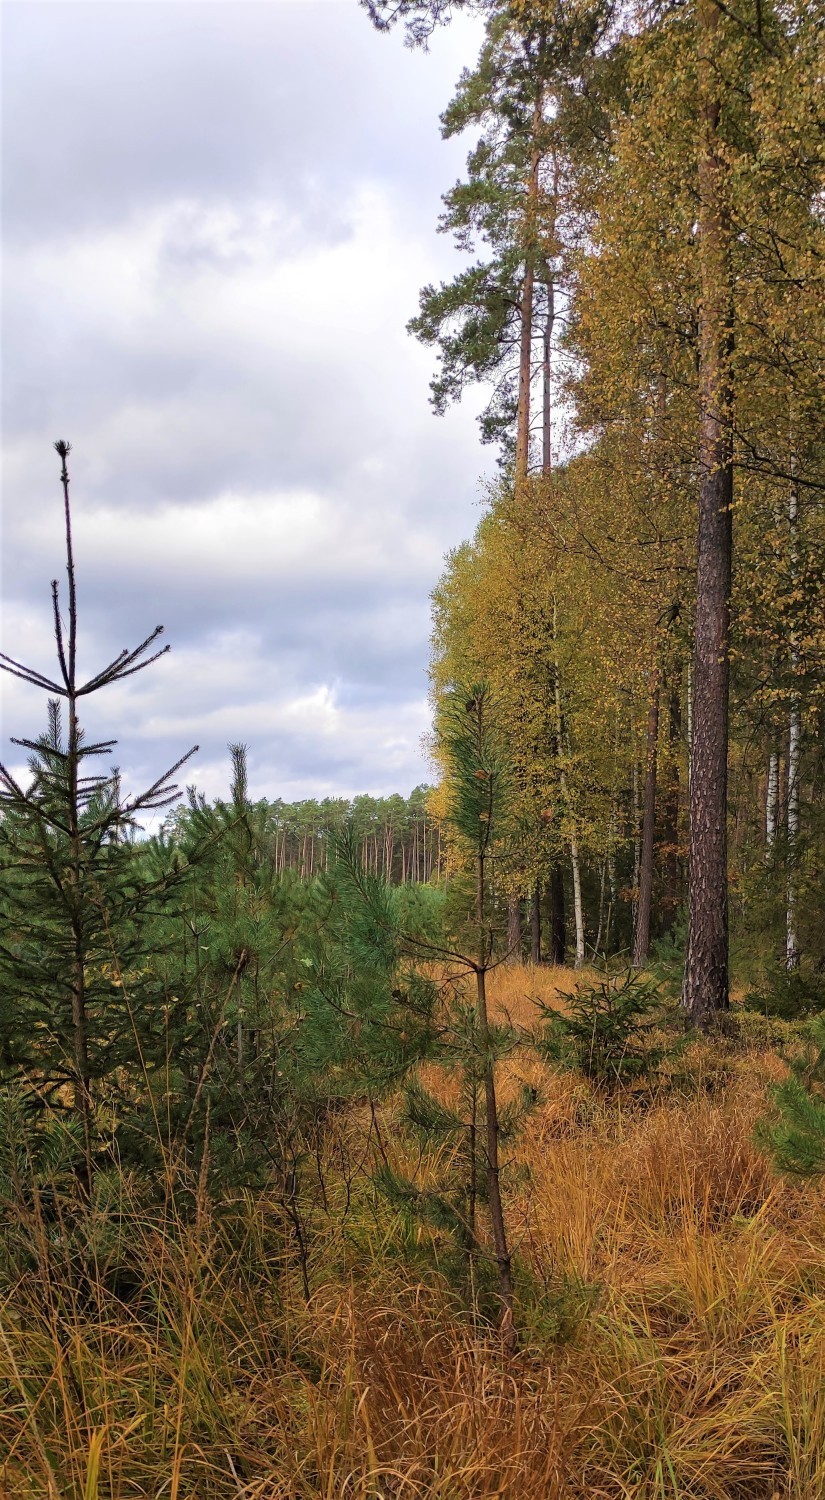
2 965 823 1498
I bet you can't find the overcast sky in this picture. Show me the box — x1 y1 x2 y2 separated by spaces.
1 0 491 811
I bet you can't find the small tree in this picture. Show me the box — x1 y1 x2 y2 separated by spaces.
339 685 525 1349
0 443 198 1195
439 685 518 1345
539 968 675 1091
757 1015 825 1178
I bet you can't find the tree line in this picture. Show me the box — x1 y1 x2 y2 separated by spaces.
389 0 824 1024
167 786 445 884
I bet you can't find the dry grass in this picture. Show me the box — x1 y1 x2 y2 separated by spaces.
2 965 824 1499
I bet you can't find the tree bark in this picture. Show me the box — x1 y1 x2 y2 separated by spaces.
661 686 682 933
571 840 585 969
683 0 733 1026
476 848 515 1352
633 669 660 967
506 894 522 964
552 599 584 967
631 754 642 917
786 453 801 970
766 749 779 847
549 861 566 964
530 882 542 964
786 700 801 969
514 102 542 488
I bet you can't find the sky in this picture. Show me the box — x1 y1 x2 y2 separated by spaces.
0 0 492 812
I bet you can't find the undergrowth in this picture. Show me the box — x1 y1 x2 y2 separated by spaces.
1 965 824 1499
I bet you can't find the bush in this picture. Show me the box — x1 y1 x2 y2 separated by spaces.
756 1013 825 1177
744 966 825 1020
538 968 679 1089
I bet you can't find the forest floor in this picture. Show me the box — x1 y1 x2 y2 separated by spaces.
2 964 823 1499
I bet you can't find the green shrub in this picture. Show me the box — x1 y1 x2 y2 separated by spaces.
538 968 680 1089
756 1014 825 1177
744 965 825 1020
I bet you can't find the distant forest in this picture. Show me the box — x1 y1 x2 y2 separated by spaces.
167 786 445 883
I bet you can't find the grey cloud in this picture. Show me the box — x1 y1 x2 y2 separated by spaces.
2 2 474 242
1 0 489 803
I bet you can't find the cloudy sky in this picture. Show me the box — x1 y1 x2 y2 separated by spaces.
1 0 492 810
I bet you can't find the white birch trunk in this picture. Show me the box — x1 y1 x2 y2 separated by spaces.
766 750 779 847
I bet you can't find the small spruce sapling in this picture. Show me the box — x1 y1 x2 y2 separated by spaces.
0 443 198 1196
757 1014 825 1177
539 968 675 1090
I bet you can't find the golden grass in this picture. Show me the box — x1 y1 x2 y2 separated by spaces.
2 965 824 1499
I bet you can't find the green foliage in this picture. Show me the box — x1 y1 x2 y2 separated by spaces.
439 683 511 869
744 966 825 1021
539 969 677 1089
757 1015 825 1178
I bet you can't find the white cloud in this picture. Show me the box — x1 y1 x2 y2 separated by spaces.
1 1 490 804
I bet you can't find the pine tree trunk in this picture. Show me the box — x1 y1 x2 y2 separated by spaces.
506 895 522 964
514 104 542 489
515 268 535 484
549 861 566 964
530 882 542 964
633 668 660 967
476 850 515 1351
542 234 556 477
661 686 682 933
552 598 583 967
683 0 733 1026
631 755 642 918
686 662 694 794
786 453 801 970
542 189 562 975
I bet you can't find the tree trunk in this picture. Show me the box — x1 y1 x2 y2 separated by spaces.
606 845 617 956
786 451 801 970
530 882 542 964
686 661 694 793
766 749 779 847
515 244 535 485
552 598 583 967
506 894 522 964
631 754 642 917
476 850 515 1352
661 686 682 933
542 244 556 476
633 668 660 967
542 178 564 972
594 857 607 957
786 700 801 969
683 0 733 1026
571 842 585 969
549 861 566 964
514 102 542 489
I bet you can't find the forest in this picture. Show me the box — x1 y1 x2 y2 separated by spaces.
1 0 824 1495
